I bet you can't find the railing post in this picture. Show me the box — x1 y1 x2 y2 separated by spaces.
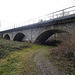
53 13 54 19
62 10 64 17
14 24 15 29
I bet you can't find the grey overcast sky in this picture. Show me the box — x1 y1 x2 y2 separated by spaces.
0 0 75 31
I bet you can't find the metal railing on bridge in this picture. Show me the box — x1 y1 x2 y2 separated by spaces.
1 6 75 31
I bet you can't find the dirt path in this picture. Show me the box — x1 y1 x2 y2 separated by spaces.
33 47 65 75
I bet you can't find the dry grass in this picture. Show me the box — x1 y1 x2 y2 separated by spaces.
0 39 30 58
0 39 42 75
50 37 75 75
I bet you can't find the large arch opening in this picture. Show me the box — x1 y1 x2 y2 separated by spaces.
34 29 65 45
4 34 10 40
13 33 25 41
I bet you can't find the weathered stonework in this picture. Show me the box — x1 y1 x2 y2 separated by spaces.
0 15 75 43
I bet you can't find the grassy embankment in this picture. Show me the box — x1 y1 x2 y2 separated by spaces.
0 39 44 75
49 39 75 75
0 39 75 75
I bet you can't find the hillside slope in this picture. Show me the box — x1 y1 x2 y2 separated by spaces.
0 39 75 75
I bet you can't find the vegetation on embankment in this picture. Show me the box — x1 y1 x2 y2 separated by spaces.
0 38 75 75
49 38 75 75
0 39 30 58
0 39 43 75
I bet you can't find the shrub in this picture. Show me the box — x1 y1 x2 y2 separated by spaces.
0 49 9 58
0 39 31 58
50 36 75 75
51 41 75 60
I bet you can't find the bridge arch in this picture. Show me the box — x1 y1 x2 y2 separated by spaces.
4 34 10 40
34 29 66 44
13 33 26 41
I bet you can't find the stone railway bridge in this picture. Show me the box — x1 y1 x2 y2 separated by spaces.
0 6 75 43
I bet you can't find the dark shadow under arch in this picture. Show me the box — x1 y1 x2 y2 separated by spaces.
34 29 65 44
4 34 10 40
13 33 25 41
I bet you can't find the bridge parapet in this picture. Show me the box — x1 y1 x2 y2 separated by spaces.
0 6 75 31
14 6 75 26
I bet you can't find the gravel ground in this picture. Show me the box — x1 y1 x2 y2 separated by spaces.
33 47 65 75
